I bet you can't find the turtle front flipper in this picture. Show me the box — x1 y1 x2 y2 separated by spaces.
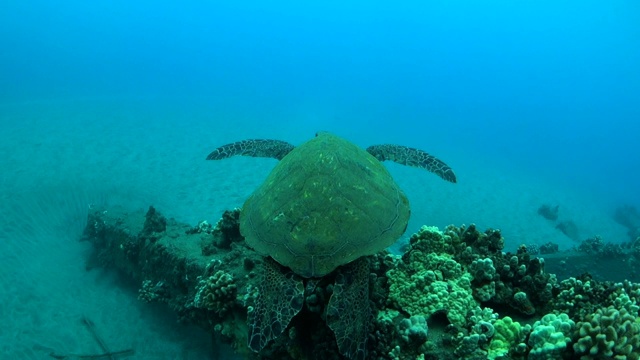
206 139 295 161
248 257 305 352
366 144 457 183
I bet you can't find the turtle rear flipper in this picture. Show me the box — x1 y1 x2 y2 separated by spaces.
366 144 457 183
248 257 304 352
206 139 295 160
326 257 371 360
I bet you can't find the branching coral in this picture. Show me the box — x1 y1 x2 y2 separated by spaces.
528 313 574 359
469 258 497 302
138 279 167 303
397 314 429 354
194 270 237 316
573 305 640 360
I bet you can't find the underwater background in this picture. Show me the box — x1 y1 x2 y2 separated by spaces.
1 0 639 358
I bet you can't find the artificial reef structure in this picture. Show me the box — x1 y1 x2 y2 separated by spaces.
83 205 640 360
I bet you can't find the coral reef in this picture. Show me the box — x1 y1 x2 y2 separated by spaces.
142 205 167 236
194 269 238 317
488 316 529 359
469 258 497 302
573 306 640 359
83 206 640 360
211 209 242 249
527 313 574 359
201 209 243 255
138 279 168 303
397 315 429 350
386 242 477 326
538 242 559 255
575 235 626 260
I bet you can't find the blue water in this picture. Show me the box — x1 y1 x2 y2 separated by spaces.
1 0 639 358
3 0 639 205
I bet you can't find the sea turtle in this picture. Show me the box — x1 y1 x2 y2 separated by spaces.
206 132 456 359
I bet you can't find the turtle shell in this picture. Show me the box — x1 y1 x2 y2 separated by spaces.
240 133 410 277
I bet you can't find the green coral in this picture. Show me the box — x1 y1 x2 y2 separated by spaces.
469 258 496 302
528 313 574 359
387 228 478 326
377 310 430 360
488 316 530 359
397 315 428 345
469 258 496 282
453 307 499 358
573 305 640 360
409 225 460 255
455 332 490 358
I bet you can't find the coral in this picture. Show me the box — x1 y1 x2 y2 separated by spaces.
138 279 167 303
469 258 497 302
488 316 530 359
525 243 540 255
389 224 559 324
194 270 237 316
388 345 402 360
469 307 498 341
372 309 399 359
387 245 478 326
617 280 640 306
552 276 640 325
211 209 242 249
200 209 242 255
554 277 591 316
398 315 428 343
142 205 167 235
468 306 498 329
185 220 213 234
573 305 640 359
455 332 489 358
89 204 640 359
439 224 557 316
451 307 498 358
578 236 605 254
602 242 625 257
408 225 461 256
528 313 574 359
491 250 557 316
539 242 559 254
443 224 504 259
469 258 496 281
374 309 435 359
